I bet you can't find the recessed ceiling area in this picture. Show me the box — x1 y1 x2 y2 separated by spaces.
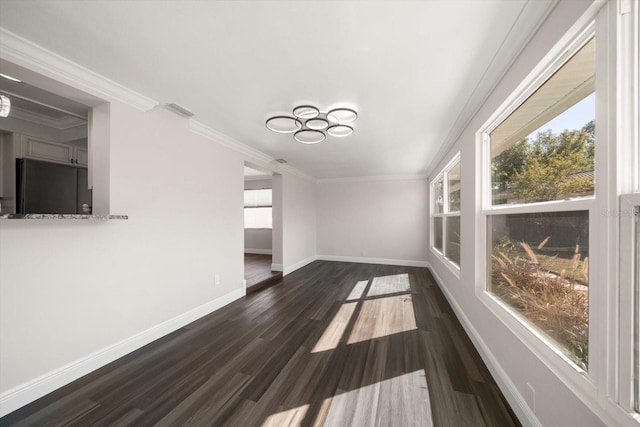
244 165 272 180
0 77 89 143
0 0 555 179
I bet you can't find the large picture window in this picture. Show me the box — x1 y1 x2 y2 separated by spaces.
484 37 595 371
431 154 461 269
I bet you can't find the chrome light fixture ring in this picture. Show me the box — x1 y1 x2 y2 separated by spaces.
294 129 326 144
327 107 358 124
327 124 353 137
305 117 330 130
293 105 320 119
265 115 303 134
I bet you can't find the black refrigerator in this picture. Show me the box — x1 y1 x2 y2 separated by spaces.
16 158 92 214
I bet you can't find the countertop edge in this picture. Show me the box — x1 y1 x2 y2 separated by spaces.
0 214 128 220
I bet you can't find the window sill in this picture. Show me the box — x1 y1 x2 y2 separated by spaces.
430 247 461 279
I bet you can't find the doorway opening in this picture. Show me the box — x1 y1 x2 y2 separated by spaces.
243 163 282 292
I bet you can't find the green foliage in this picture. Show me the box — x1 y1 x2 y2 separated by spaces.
492 139 528 193
492 120 595 202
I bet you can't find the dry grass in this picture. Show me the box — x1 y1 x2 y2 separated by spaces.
491 238 588 370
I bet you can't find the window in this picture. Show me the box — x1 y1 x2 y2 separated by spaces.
244 189 272 228
431 154 461 268
622 195 640 419
483 37 595 371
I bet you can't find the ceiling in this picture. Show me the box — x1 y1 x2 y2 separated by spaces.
244 166 272 180
1 86 88 131
0 0 556 180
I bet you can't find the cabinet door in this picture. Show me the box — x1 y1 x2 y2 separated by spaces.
23 137 73 164
74 147 88 166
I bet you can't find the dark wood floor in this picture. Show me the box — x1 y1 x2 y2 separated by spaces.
244 253 282 292
0 261 519 426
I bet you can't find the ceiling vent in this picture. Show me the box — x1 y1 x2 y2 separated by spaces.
165 103 194 118
275 158 287 164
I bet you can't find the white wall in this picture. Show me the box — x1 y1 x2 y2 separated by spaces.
317 179 428 265
427 1 609 426
282 173 316 273
0 99 317 412
0 103 244 396
244 229 272 252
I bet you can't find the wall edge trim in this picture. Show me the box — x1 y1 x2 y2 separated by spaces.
317 174 427 184
283 255 318 276
188 120 317 183
0 287 245 417
425 262 541 427
244 248 273 255
317 254 429 268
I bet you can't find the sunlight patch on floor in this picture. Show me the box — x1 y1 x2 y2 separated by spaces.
312 302 358 353
348 294 417 344
261 404 309 427
322 370 433 427
346 280 369 301
367 273 411 297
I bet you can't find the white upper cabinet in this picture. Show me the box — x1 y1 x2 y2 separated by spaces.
74 147 88 166
15 135 87 166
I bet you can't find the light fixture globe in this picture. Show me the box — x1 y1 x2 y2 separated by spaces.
0 94 10 118
305 117 329 130
265 116 302 134
327 124 353 137
294 129 325 144
327 108 357 124
293 105 319 119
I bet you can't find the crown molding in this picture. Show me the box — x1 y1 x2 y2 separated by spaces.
318 174 427 184
189 119 272 163
0 27 158 112
425 0 559 177
188 119 317 183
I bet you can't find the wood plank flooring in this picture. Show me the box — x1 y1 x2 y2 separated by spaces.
244 254 282 292
0 261 520 427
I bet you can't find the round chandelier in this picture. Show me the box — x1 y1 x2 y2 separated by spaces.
266 105 358 144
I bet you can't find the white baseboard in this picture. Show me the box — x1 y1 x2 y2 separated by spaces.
271 263 283 272
317 254 429 268
244 248 272 255
283 255 318 276
426 263 540 427
0 287 246 417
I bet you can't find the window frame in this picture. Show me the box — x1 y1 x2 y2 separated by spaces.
620 194 640 420
475 15 605 407
430 153 461 276
469 2 640 426
618 0 640 419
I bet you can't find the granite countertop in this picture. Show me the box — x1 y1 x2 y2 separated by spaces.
0 213 128 220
